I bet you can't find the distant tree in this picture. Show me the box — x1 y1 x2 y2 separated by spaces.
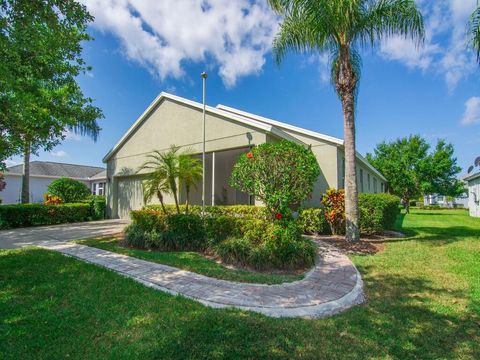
470 2 480 62
268 0 424 241
47 177 91 203
367 135 462 212
0 0 103 203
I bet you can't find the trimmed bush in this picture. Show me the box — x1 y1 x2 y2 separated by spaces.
297 208 330 235
0 203 91 229
46 177 91 203
128 208 315 270
358 193 400 235
146 204 268 219
126 212 206 251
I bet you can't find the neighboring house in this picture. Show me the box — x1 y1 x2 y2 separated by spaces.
423 194 468 208
465 172 480 217
103 92 387 219
2 161 106 204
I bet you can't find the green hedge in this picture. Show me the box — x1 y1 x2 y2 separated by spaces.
146 204 268 219
358 193 400 235
127 209 316 270
0 203 92 229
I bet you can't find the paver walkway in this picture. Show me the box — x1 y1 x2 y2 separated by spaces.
37 239 364 318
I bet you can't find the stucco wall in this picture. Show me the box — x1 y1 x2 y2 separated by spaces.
468 177 480 217
106 98 269 218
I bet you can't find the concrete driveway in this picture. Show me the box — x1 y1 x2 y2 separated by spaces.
0 219 130 249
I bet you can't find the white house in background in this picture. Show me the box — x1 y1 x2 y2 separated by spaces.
423 193 468 208
1 161 106 204
465 172 480 217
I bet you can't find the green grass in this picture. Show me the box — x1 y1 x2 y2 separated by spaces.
75 237 304 284
1 209 479 359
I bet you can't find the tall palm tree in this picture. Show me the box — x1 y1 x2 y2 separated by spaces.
138 146 181 214
178 151 203 214
268 0 424 241
470 2 480 62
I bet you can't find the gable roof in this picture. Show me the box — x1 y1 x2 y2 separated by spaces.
102 92 302 162
7 161 105 180
464 171 480 182
217 104 387 181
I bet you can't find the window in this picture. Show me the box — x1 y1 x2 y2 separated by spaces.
367 173 371 191
381 182 385 193
359 169 364 192
92 182 105 196
373 178 377 193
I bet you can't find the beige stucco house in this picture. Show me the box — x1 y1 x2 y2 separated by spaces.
103 92 386 218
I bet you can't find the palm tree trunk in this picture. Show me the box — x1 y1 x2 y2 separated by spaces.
185 186 190 215
342 91 360 242
21 140 31 204
172 188 180 214
337 47 360 242
157 190 168 214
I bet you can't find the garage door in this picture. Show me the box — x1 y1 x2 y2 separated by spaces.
116 177 145 218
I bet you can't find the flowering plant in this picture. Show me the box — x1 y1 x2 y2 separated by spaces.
321 188 345 235
44 193 63 205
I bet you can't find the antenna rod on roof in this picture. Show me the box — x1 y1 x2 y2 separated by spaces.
201 72 208 216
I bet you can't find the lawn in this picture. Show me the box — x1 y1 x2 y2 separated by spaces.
76 237 303 284
1 209 479 359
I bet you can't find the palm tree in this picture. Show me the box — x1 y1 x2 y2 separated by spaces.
470 2 480 62
178 151 203 214
138 146 181 214
141 168 170 214
268 0 424 241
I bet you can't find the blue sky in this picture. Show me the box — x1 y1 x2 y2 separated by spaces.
8 0 480 173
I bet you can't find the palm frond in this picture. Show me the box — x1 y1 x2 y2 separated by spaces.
470 4 480 62
355 0 425 48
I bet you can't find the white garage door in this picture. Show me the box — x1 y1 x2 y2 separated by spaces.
116 177 145 218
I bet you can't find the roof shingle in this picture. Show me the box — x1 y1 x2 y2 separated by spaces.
7 161 105 179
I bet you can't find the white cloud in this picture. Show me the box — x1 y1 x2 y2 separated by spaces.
51 150 69 158
379 0 477 91
5 159 19 168
81 0 278 87
461 96 480 125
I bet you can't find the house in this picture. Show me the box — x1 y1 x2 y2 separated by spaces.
465 172 480 217
2 161 106 204
423 194 468 208
103 92 387 219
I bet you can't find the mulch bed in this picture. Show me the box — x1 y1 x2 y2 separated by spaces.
312 235 385 255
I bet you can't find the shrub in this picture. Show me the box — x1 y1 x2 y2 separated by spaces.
130 209 165 232
0 203 91 229
162 214 206 251
47 177 91 203
204 215 240 246
230 140 320 218
297 208 330 235
358 193 400 235
321 189 345 235
124 224 148 248
90 196 106 220
260 222 316 270
215 237 252 265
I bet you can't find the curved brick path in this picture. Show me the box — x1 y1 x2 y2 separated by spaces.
37 239 364 318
